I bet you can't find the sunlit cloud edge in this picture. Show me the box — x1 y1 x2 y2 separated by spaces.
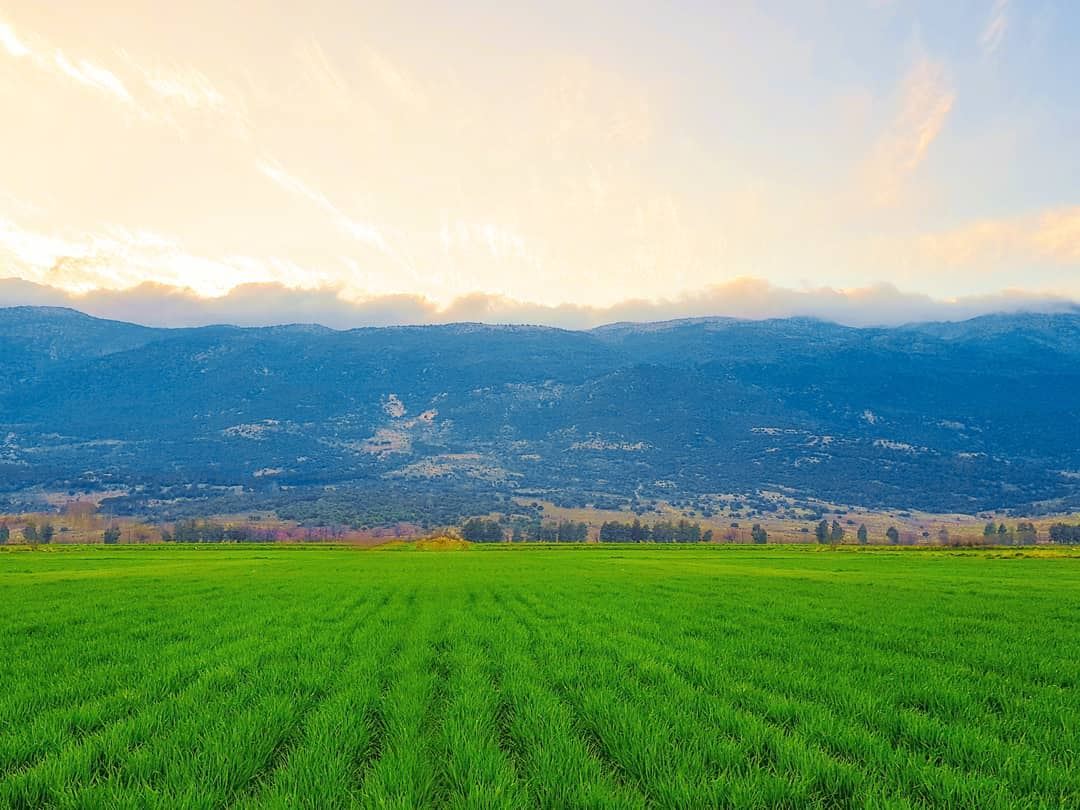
1 276 1077 331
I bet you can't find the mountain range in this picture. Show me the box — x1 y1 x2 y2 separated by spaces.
2 305 1079 524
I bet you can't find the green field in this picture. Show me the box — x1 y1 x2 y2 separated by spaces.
1 545 1078 809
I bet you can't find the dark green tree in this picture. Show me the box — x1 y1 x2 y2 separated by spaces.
886 526 900 545
40 523 55 544
751 524 768 544
103 525 122 544
461 518 482 541
675 520 701 543
0 523 8 544
1049 523 1080 543
857 524 868 544
1015 522 1037 545
461 518 505 542
830 520 844 544
815 519 829 543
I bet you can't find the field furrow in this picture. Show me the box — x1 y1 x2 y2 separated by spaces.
1 545 1077 808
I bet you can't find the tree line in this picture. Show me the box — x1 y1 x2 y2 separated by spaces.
0 519 125 545
1048 523 1080 543
167 520 279 543
461 517 724 544
814 520 865 544
2 513 1077 547
982 521 1038 545
462 518 590 543
599 519 716 543
4 521 56 545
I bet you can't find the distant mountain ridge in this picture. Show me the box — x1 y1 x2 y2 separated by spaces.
2 305 1078 521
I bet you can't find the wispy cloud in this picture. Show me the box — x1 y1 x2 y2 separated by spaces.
0 19 29 57
53 50 133 103
138 63 225 111
1 15 136 107
121 54 250 138
295 39 352 113
256 157 415 277
862 56 955 206
980 0 1010 55
2 14 243 132
0 216 331 297
1032 207 1080 262
367 49 429 112
920 205 1080 266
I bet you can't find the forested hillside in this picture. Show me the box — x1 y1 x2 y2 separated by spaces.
2 306 1078 524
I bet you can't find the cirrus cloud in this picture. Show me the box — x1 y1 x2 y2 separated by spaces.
980 0 1010 56
861 55 955 207
920 206 1080 267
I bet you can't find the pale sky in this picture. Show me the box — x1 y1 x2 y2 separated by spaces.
1 1 1078 326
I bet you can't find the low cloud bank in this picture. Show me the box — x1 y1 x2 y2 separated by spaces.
1 276 1076 330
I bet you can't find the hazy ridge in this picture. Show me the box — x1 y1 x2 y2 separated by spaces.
2 305 1079 522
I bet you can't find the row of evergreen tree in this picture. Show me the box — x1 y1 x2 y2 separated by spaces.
0 521 125 545
0 521 56 544
1048 523 1080 543
460 518 508 542
461 517 771 544
167 520 277 543
983 521 1038 544
599 519 713 543
461 518 590 543
3 516 1077 546
814 520 866 544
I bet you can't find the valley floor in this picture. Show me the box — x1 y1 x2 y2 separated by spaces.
1 545 1078 808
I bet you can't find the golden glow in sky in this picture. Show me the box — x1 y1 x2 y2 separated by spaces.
0 1 1078 324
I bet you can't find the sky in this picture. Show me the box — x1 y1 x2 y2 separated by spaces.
0 0 1078 327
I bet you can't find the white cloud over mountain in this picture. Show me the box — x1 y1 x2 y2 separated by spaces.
2 276 1074 330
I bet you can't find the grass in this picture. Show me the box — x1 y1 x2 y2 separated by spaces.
1 544 1078 808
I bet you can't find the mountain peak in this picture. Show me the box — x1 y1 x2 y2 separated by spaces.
1 303 1078 518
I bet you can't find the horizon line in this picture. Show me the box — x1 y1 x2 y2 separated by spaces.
4 300 1080 335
